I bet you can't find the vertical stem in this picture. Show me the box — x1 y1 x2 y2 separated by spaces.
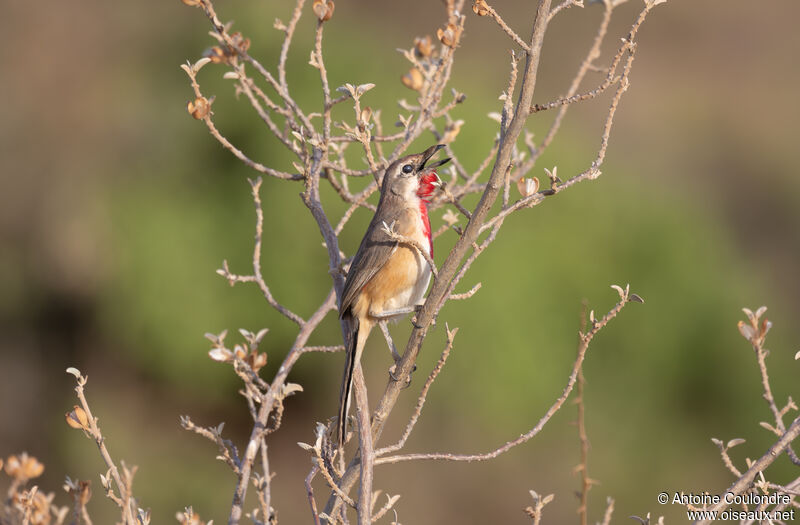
353 366 374 525
323 0 553 514
576 302 590 525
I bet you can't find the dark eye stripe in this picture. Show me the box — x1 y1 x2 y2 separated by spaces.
402 164 414 174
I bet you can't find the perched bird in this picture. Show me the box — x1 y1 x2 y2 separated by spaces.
337 144 450 447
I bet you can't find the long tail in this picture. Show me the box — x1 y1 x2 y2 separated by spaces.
337 316 360 448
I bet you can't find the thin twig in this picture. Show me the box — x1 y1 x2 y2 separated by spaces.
693 416 800 525
381 222 438 280
305 466 323 525
182 64 302 180
374 287 634 465
376 327 457 456
67 370 136 524
476 2 531 53
575 302 591 525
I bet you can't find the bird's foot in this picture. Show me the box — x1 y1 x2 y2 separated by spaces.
411 305 436 329
388 363 417 388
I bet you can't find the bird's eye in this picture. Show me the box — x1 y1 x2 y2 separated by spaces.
402 164 414 174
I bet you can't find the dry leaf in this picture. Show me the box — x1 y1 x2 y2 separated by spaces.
401 68 424 91
473 0 490 16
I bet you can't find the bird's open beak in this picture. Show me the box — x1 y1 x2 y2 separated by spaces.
419 144 451 172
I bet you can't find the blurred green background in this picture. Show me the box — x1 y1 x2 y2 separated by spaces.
2 0 799 523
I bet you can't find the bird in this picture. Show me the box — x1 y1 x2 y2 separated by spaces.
337 144 450 447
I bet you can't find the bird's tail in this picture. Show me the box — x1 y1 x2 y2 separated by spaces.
337 316 360 448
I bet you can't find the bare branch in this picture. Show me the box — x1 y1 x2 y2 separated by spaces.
376 326 457 456
374 287 636 465
181 64 302 180
353 366 374 525
473 1 531 53
65 369 137 524
547 0 584 22
693 416 800 525
215 177 305 326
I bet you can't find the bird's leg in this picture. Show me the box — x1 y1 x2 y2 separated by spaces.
371 305 434 327
379 321 401 362
370 306 417 318
373 316 416 387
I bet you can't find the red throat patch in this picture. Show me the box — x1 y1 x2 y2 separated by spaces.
416 171 438 256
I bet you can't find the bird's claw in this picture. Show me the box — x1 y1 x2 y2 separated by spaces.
388 363 417 388
411 305 436 329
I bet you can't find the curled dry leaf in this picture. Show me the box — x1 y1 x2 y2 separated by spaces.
360 106 373 126
442 119 464 143
442 209 459 226
726 438 746 449
737 320 755 341
760 318 772 338
187 97 211 119
230 32 251 54
487 112 502 123
356 83 376 96
401 68 424 91
204 45 230 64
247 350 268 372
209 347 234 362
516 177 539 197
192 57 212 73
473 0 490 16
65 478 92 506
414 36 434 58
5 453 45 480
65 405 90 431
437 23 462 48
282 383 304 397
312 0 334 22
742 307 755 322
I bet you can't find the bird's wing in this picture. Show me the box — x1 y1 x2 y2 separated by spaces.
339 207 405 317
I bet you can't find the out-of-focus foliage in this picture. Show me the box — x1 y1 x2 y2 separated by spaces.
1 1 799 524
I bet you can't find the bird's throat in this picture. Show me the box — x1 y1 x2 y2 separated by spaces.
416 172 438 258
418 200 432 258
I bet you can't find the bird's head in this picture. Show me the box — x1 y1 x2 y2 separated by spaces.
382 144 450 201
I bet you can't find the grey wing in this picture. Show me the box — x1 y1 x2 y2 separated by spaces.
339 211 402 316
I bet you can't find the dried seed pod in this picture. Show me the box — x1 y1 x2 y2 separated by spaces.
401 68 424 91
231 32 251 53
442 119 464 143
516 177 539 197
436 23 462 48
203 45 229 64
187 97 211 119
65 405 90 431
414 36 434 58
473 0 490 16
5 453 44 481
359 106 373 128
312 0 334 22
